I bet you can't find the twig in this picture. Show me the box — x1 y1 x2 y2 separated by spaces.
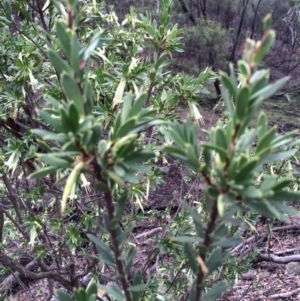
135 227 162 240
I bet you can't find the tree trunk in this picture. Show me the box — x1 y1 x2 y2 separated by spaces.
230 0 250 62
177 0 221 97
250 0 263 39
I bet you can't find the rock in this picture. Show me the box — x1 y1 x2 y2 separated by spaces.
285 262 300 275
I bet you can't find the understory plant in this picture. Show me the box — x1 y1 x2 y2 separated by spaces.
0 0 299 301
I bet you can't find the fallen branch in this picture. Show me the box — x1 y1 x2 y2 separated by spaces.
1 260 38 294
253 253 300 264
135 227 162 240
0 253 72 293
268 287 300 299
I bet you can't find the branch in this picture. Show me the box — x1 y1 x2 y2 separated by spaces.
0 254 72 291
194 199 219 300
0 204 29 240
2 174 24 226
103 190 133 301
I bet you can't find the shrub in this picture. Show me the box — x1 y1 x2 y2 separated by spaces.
0 1 299 301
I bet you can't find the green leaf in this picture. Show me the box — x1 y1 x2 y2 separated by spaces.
257 112 268 140
202 281 229 301
73 289 86 301
123 152 154 165
98 140 108 154
83 79 94 115
184 203 204 238
260 176 277 192
130 94 147 118
253 30 275 65
186 144 200 170
266 190 300 202
214 127 227 151
256 127 276 154
114 193 127 222
163 146 186 160
60 107 72 134
211 237 242 247
88 234 116 266
124 247 137 276
70 33 82 75
129 284 145 292
68 103 79 133
29 166 59 179
271 131 296 148
90 125 102 146
238 60 251 78
220 72 237 98
39 110 64 132
247 200 281 219
117 222 135 246
67 0 78 9
121 94 133 124
32 130 67 142
202 147 212 168
38 154 72 168
98 284 125 301
55 20 70 57
131 269 143 301
4 1 12 22
184 243 199 274
241 187 263 199
250 77 290 103
56 291 74 301
173 236 201 243
236 86 249 120
201 143 227 162
116 119 136 138
272 178 293 192
86 283 98 296
84 32 100 60
48 49 71 74
221 83 234 116
165 125 186 147
82 130 93 148
273 201 299 216
263 13 272 31
233 158 258 182
107 170 124 184
205 248 223 276
61 73 84 116
261 149 296 164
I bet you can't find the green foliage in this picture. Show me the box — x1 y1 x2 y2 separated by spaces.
0 1 299 301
